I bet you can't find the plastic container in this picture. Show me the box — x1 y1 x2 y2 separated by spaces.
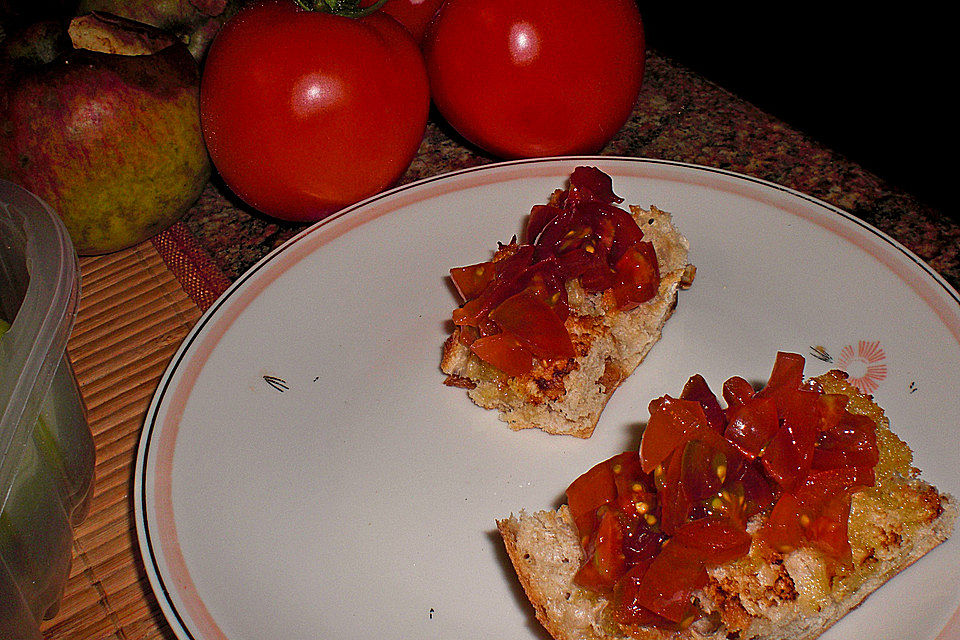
1 180 95 640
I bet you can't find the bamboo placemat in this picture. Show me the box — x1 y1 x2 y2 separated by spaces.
38 225 226 639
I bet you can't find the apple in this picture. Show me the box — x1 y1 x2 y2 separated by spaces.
74 0 247 60
0 13 210 255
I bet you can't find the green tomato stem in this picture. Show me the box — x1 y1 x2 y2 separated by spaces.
292 0 390 18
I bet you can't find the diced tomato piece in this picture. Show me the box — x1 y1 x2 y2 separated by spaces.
794 468 871 565
582 203 619 254
761 389 820 491
451 247 534 327
759 492 804 553
762 467 873 561
817 393 850 432
671 516 752 566
679 439 727 503
468 332 532 376
559 244 613 291
640 397 712 474
795 467 876 508
573 508 627 592
621 523 664 567
657 448 691 536
724 396 778 459
525 204 562 243
451 295 484 327
449 261 494 301
611 563 675 629
680 374 726 432
492 243 536 277
566 452 628 536
567 165 622 205
519 258 569 320
812 409 879 471
456 324 479 347
610 453 657 514
533 208 582 260
804 493 854 568
631 540 708 624
757 352 806 396
611 241 660 309
489 292 575 360
731 462 777 521
722 375 756 414
599 203 645 264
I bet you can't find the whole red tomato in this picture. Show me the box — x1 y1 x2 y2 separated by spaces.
200 0 430 222
423 0 645 159
361 0 445 43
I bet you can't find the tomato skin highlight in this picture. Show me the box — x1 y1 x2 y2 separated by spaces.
423 0 645 158
200 1 429 222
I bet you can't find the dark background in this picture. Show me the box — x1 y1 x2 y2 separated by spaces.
636 6 953 220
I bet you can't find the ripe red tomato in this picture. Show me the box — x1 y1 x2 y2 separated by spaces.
200 0 430 222
423 0 645 158
361 0 446 42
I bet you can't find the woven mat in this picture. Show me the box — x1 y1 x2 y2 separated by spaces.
39 223 228 640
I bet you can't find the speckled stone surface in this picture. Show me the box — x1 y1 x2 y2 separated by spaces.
181 51 959 292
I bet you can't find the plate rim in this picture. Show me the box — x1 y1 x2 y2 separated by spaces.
133 155 960 640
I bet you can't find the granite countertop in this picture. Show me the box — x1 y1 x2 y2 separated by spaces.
177 50 959 293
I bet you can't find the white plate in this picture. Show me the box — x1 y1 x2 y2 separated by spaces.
134 157 960 640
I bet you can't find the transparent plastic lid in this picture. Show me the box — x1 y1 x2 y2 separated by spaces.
0 179 81 510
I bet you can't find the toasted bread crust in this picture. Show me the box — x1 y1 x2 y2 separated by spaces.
498 373 958 640
442 205 694 438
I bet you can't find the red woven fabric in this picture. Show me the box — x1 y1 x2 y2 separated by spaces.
151 222 233 312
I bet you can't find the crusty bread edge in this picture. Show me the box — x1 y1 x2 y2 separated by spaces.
498 493 957 640
497 508 601 640
788 491 958 640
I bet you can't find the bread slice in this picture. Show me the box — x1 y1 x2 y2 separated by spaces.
497 371 957 640
441 202 695 438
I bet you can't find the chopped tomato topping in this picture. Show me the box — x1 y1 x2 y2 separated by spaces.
468 332 532 377
450 261 494 301
679 440 728 503
567 454 622 535
681 374 727 432
566 165 623 205
448 167 661 375
611 241 660 309
724 395 778 459
489 291 575 360
574 508 628 592
758 491 803 552
569 352 881 630
639 397 711 474
758 351 806 393
628 540 708 624
759 386 820 492
567 452 661 593
812 398 879 471
671 516 752 565
721 375 755 415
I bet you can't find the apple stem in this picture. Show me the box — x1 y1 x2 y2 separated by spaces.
292 0 390 17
